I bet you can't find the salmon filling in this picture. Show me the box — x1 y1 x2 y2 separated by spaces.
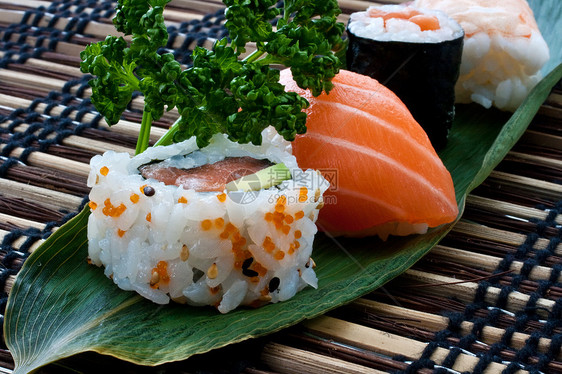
367 7 440 31
139 156 273 192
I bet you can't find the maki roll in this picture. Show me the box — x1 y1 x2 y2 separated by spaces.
86 128 329 313
346 4 464 150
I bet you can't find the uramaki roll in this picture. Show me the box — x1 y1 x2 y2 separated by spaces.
87 128 329 313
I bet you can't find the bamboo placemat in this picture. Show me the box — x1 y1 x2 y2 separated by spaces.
1 1 561 373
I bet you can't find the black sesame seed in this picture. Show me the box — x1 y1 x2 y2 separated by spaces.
242 257 253 270
242 268 259 277
268 277 280 293
143 186 155 196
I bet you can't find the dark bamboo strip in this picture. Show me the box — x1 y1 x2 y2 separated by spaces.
471 182 558 208
519 130 562 152
0 159 89 196
0 195 65 228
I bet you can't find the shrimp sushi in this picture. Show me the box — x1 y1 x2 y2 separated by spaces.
414 0 550 111
280 69 459 239
86 128 329 313
346 4 464 150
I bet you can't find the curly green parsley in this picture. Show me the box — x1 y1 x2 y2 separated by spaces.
80 0 345 153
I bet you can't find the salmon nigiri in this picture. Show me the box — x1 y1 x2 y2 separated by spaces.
280 69 459 239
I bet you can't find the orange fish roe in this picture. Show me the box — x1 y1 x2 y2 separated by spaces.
221 222 242 242
294 230 302 239
102 198 127 217
225 222 237 233
177 196 188 204
266 207 300 234
274 195 287 213
88 201 97 210
263 236 275 252
232 231 241 242
146 212 152 222
288 243 296 255
217 193 227 202
117 229 126 237
274 250 285 260
130 193 140 204
234 235 246 247
140 184 147 194
230 231 246 248
294 240 301 249
298 187 308 202
233 248 250 269
253 262 268 277
215 217 225 228
277 195 287 206
100 166 109 176
201 219 213 231
150 260 170 289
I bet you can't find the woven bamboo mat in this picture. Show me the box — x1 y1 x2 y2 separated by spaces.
1 1 561 373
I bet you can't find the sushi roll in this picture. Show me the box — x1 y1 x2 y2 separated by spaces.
346 4 464 150
86 128 329 313
414 0 550 111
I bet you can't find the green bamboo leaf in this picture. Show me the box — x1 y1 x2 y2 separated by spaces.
5 0 562 370
5 62 561 373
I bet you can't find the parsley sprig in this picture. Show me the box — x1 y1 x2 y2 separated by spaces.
80 0 344 153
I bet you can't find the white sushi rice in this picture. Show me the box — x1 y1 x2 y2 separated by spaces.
87 128 329 313
414 0 550 111
348 5 463 43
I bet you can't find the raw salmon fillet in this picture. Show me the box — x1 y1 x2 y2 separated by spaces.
280 69 459 237
139 157 272 192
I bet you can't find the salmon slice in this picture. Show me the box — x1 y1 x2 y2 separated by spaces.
140 157 272 192
367 7 441 31
280 69 459 236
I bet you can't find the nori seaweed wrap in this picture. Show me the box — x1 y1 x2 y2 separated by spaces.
346 5 464 150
